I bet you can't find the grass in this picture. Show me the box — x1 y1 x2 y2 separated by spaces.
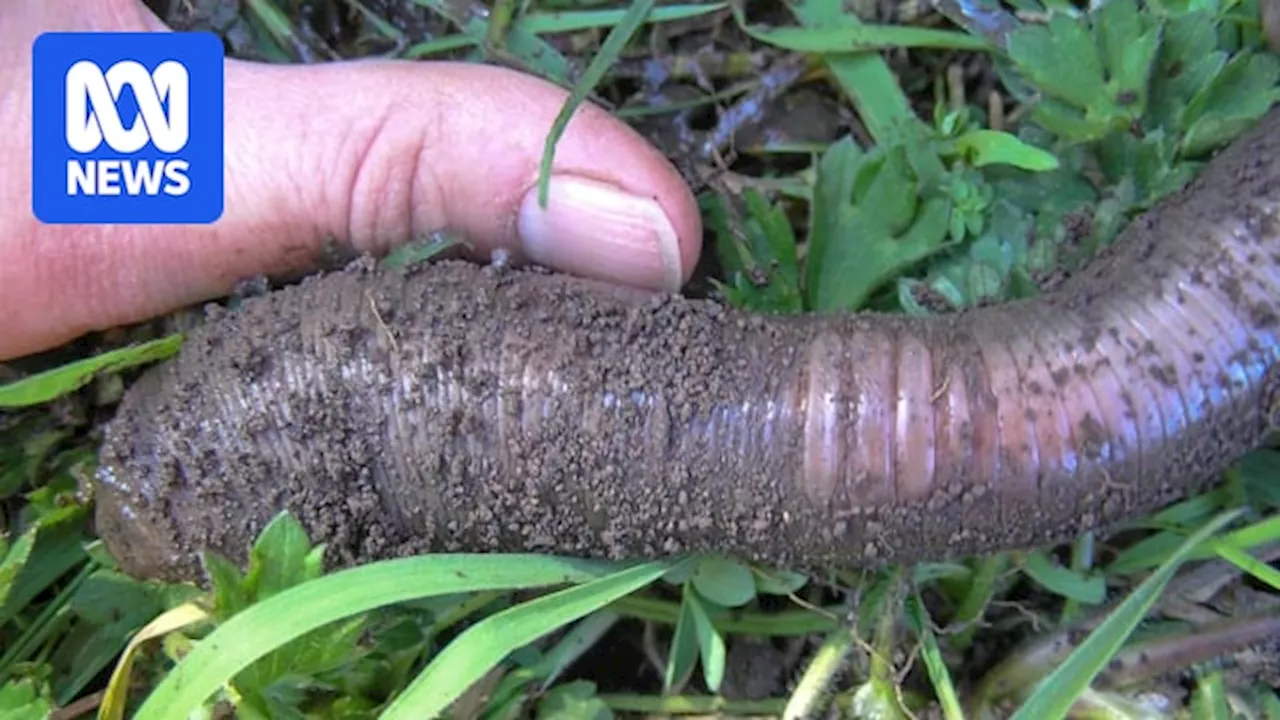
2 0 1280 717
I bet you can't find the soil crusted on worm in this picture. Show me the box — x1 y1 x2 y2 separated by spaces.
97 260 814 580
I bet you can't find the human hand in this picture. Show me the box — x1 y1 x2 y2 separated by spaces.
0 1 702 361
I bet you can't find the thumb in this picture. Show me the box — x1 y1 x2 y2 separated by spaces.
2 58 702 359
212 58 702 289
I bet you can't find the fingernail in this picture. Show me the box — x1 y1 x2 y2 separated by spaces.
517 175 683 292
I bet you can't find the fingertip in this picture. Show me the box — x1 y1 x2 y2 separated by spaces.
517 174 687 292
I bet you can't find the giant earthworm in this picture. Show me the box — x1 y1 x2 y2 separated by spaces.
93 107 1280 583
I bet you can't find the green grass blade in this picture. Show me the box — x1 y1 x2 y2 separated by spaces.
1010 507 1245 720
663 588 701 691
777 0 933 147
1108 513 1280 574
535 0 656 206
402 34 479 58
1022 548 1106 605
734 9 991 51
0 560 93 682
784 627 854 718
403 3 723 59
243 0 304 59
686 587 727 693
904 592 964 720
131 554 631 719
412 0 574 84
0 509 90 628
0 335 182 408
344 0 406 44
484 609 622 714
484 0 518 51
380 556 687 719
1208 537 1280 591
519 3 725 33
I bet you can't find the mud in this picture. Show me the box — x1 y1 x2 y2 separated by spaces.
93 108 1280 583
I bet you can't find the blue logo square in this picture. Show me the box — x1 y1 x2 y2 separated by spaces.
31 32 225 224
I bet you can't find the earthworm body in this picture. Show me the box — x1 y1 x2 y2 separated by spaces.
94 109 1280 583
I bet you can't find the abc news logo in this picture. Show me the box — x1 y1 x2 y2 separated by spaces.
31 32 224 225
64 59 192 197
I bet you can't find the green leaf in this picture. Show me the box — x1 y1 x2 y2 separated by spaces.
857 147 919 235
944 170 995 244
805 137 863 306
1094 0 1162 116
685 586 727 693
966 262 1004 303
0 679 53 720
0 507 89 628
209 516 366 707
1021 549 1107 605
1191 671 1232 718
1232 449 1280 508
203 550 252 618
1010 508 1244 719
1007 13 1107 111
1027 97 1110 143
380 232 464 271
537 680 612 720
953 130 1061 171
660 559 698 586
1147 11 1221 127
50 569 196 704
904 593 964 720
517 4 725 34
245 511 324 602
1255 685 1280 716
841 194 955 311
911 562 972 584
1003 1 1170 142
807 142 954 312
691 556 757 609
706 189 804 314
527 611 619 692
0 335 182 408
786 0 935 147
411 0 574 84
0 528 36 621
731 2 989 52
382 557 684 719
664 588 701 692
66 569 167 628
0 421 70 501
752 567 810 595
133 553 646 720
1180 51 1280 157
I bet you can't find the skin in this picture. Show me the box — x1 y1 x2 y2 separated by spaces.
0 0 703 360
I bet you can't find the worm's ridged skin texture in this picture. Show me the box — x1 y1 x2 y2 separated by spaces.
96 109 1280 583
